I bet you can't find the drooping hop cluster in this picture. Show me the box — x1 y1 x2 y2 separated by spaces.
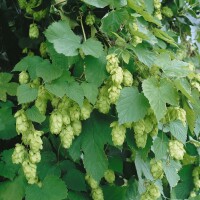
50 96 93 149
85 174 104 200
154 0 162 20
162 106 186 125
192 166 200 189
129 22 142 47
39 42 47 58
191 72 200 92
161 6 173 18
19 71 29 84
85 14 95 26
122 69 133 87
133 119 147 148
136 63 150 79
29 23 39 39
140 183 161 200
13 110 44 184
110 121 126 146
104 169 115 184
169 140 185 160
150 159 164 180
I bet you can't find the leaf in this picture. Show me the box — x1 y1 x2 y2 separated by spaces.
132 44 157 67
85 55 107 87
82 0 109 8
45 21 81 56
25 175 68 200
0 149 19 180
125 180 140 200
81 112 111 182
63 169 86 192
0 102 17 140
152 133 169 159
122 51 130 64
65 81 84 107
108 156 123 174
0 175 26 200
109 0 127 8
194 116 200 137
163 159 182 188
0 73 18 101
81 39 104 58
25 106 46 123
101 9 129 36
103 186 127 200
168 120 188 144
68 136 82 161
116 87 149 124
36 59 63 83
17 84 38 104
81 82 98 105
142 77 179 121
67 191 89 200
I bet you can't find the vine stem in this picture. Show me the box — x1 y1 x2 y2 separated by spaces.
79 12 87 42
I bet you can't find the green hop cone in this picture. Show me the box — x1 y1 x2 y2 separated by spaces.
108 85 122 104
60 125 74 149
81 99 93 120
19 71 29 84
15 110 30 134
122 69 133 87
162 6 173 18
33 9 48 21
169 140 185 160
104 169 115 184
35 97 47 115
85 174 99 189
192 167 200 189
29 150 41 164
49 110 63 134
29 131 43 152
111 121 126 146
72 120 82 136
39 42 47 57
150 158 164 179
96 96 110 114
141 182 161 200
111 67 123 86
12 143 27 164
86 14 95 26
69 103 81 121
29 23 39 39
91 187 104 200
132 36 142 47
106 54 119 73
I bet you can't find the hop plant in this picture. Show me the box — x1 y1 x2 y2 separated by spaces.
162 6 173 18
35 97 47 115
18 0 27 9
132 36 143 47
122 69 133 87
61 111 71 125
192 167 200 189
154 0 161 9
110 121 126 146
169 140 185 160
154 10 162 20
33 9 48 21
49 110 63 134
96 96 110 114
86 14 95 26
19 71 29 84
111 67 123 85
141 182 161 200
72 120 82 136
15 110 30 134
106 54 119 73
108 85 122 104
81 99 93 120
85 174 99 189
29 23 39 39
12 144 27 164
69 103 81 121
29 150 41 164
150 159 164 179
60 125 74 149
104 169 115 184
39 42 47 57
29 131 43 152
91 187 104 200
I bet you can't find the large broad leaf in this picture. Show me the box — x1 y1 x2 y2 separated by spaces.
132 44 157 67
81 112 112 182
109 0 127 8
82 0 109 8
17 84 38 104
163 159 182 188
25 175 68 200
0 175 26 200
81 39 104 58
168 120 188 144
101 9 129 36
116 87 149 124
85 55 107 87
125 180 140 200
103 186 127 200
152 133 169 159
142 77 179 121
25 106 46 123
45 21 81 56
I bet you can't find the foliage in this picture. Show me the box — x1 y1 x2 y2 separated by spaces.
0 0 200 199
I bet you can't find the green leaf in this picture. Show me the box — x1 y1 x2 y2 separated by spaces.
132 44 157 67
0 175 26 200
68 136 82 161
63 169 86 192
0 149 19 180
65 81 84 107
0 73 18 101
36 60 63 83
152 133 169 159
109 0 127 8
126 180 140 200
17 84 38 104
163 159 181 188
25 175 68 200
81 112 111 182
81 39 104 58
67 191 89 200
117 87 149 124
108 156 123 174
82 0 109 8
0 102 17 140
85 55 107 87
103 186 127 200
45 21 81 56
25 106 46 123
81 82 98 105
169 120 188 144
101 9 129 36
142 77 179 121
